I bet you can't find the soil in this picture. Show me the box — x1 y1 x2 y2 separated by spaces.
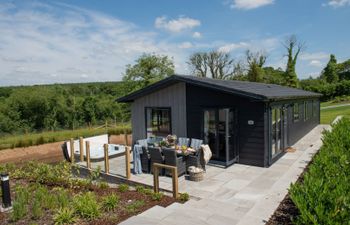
0 178 178 225
0 134 132 165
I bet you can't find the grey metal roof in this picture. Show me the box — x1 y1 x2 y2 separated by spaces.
117 75 321 102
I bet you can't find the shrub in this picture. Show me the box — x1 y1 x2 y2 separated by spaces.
118 184 129 192
179 193 190 202
53 207 76 225
290 118 350 224
151 192 163 201
73 192 101 219
125 200 145 213
135 185 145 194
143 188 153 196
31 198 43 220
10 187 29 221
98 181 109 189
55 189 70 209
102 194 120 211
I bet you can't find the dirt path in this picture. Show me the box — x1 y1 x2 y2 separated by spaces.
0 134 132 165
0 141 64 165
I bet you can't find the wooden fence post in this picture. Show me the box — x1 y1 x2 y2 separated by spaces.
172 167 179 199
69 138 74 163
86 141 91 169
79 137 84 162
104 144 110 174
125 146 131 179
152 163 178 199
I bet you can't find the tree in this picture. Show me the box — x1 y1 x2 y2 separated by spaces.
283 35 305 87
188 50 235 79
123 53 174 88
323 54 339 83
246 50 267 82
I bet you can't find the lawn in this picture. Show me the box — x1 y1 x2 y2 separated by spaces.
0 161 188 224
0 125 131 150
320 104 350 124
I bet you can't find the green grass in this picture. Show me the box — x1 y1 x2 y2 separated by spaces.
0 125 131 150
320 105 350 124
321 95 350 107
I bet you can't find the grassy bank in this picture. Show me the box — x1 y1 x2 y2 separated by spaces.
0 125 131 150
320 105 350 124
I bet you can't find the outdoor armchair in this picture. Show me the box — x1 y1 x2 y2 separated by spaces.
162 147 186 176
149 147 164 175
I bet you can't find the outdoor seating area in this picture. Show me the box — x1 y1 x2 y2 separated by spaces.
133 135 212 180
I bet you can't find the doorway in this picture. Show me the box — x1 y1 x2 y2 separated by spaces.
203 108 238 166
271 106 288 160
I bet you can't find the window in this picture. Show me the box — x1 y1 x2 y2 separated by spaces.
271 107 282 158
146 108 171 138
293 103 299 122
304 101 308 121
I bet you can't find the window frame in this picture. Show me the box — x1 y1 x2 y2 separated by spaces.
293 103 300 122
145 107 172 138
304 101 308 121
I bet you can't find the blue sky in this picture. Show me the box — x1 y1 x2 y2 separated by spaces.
0 0 349 86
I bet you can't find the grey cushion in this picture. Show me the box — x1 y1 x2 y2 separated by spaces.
178 137 190 147
190 138 203 151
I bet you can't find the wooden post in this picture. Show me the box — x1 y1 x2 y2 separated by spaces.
124 131 128 146
79 137 84 162
69 138 74 163
86 141 91 169
152 163 178 199
125 146 131 179
153 166 159 193
172 167 179 199
104 144 110 174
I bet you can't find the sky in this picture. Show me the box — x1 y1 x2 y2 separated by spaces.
0 0 349 86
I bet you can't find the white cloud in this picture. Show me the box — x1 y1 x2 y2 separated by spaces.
218 42 250 53
0 2 191 86
300 52 329 61
231 0 274 10
155 16 200 33
178 42 193 49
192 32 202 38
323 0 350 7
309 60 323 67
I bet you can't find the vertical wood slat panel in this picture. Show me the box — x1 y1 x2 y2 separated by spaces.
131 83 187 143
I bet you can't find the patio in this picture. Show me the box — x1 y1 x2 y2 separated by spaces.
116 124 329 225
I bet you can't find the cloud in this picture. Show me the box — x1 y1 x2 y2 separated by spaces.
300 52 329 61
0 2 191 86
178 42 193 49
218 42 250 53
323 0 350 7
155 16 200 33
231 0 274 10
192 32 202 38
309 60 323 67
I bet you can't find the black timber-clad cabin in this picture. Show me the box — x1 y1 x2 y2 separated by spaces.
118 75 321 167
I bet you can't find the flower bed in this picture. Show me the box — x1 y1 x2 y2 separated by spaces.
0 161 187 224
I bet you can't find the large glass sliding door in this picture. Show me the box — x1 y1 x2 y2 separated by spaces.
271 106 288 159
203 108 237 166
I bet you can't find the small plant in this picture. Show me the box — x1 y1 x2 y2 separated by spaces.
55 189 70 209
102 194 120 211
31 198 43 220
89 166 101 182
135 185 145 194
73 192 101 219
118 184 129 192
125 200 145 213
53 207 76 225
10 185 30 221
179 193 190 202
98 181 109 189
151 192 163 201
143 188 153 195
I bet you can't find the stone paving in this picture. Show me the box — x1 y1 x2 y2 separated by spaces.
117 125 330 225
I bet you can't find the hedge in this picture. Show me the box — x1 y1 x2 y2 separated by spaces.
290 118 350 224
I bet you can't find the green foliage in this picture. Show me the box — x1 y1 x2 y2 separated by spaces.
125 200 145 213
179 192 190 202
323 54 339 83
102 194 120 211
98 181 110 189
10 186 29 221
301 80 350 101
246 50 266 82
290 118 350 224
73 192 101 219
135 185 145 194
32 198 43 220
118 184 129 192
123 53 174 89
55 188 70 209
0 81 135 136
53 207 76 225
150 192 163 201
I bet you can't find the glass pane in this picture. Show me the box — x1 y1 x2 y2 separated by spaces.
271 108 276 156
146 108 171 138
204 110 217 159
